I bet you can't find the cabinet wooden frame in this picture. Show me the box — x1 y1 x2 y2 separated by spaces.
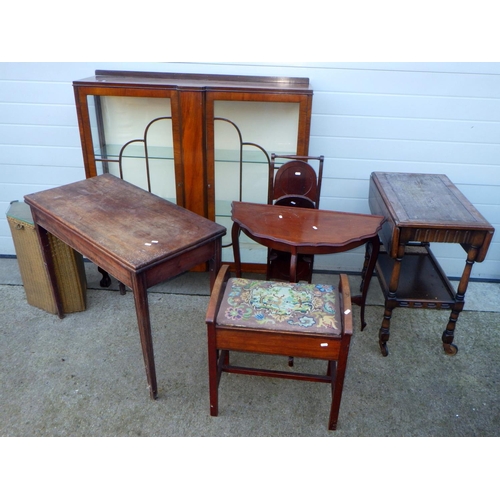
73 70 313 271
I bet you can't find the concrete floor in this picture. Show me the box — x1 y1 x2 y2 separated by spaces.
1 256 499 438
2 256 498 496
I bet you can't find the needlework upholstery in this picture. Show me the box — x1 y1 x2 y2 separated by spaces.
216 277 341 335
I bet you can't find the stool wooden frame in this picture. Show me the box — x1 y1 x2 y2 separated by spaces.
206 265 353 431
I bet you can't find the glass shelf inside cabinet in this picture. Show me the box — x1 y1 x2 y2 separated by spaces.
93 144 175 161
214 149 295 164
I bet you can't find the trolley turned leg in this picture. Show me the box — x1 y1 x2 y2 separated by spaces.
378 244 405 356
441 245 479 356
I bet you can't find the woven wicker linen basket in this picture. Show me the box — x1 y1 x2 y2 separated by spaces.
7 201 87 314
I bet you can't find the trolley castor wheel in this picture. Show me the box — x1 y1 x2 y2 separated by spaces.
443 343 458 356
379 341 389 357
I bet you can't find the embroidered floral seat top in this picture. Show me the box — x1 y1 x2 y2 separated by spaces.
216 277 342 336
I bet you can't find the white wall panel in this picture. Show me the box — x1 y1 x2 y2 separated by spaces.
2 165 85 186
314 92 500 121
0 145 83 167
312 115 500 144
0 81 74 105
311 136 500 165
309 67 500 97
1 103 77 125
0 124 80 147
319 158 500 184
0 62 498 281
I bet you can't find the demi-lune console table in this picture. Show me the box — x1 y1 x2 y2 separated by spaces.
230 201 385 330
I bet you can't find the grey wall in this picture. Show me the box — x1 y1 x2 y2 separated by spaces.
1 62 498 279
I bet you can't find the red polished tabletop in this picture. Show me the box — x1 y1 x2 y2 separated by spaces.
231 201 385 249
25 174 226 272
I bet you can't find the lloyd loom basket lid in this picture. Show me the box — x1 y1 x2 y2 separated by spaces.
6 200 35 226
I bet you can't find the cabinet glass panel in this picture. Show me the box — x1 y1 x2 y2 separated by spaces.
87 96 177 203
213 101 300 263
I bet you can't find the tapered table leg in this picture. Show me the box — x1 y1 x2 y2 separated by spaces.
208 238 222 291
131 272 158 400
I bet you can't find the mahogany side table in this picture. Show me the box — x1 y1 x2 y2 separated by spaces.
369 171 495 356
230 201 385 330
24 174 226 399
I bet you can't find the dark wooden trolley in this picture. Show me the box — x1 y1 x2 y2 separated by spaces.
369 171 495 356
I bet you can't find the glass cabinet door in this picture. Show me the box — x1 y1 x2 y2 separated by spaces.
210 99 306 264
86 95 178 203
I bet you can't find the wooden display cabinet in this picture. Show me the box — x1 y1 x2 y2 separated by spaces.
73 70 313 270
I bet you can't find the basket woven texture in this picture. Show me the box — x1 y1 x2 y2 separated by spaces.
7 202 87 314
